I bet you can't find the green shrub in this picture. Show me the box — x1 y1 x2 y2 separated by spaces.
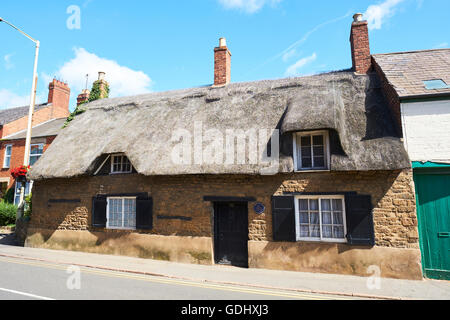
3 188 15 204
0 201 17 226
24 193 32 218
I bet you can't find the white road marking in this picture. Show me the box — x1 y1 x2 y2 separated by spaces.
0 287 55 300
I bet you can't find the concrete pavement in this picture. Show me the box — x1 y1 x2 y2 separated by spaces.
0 231 449 300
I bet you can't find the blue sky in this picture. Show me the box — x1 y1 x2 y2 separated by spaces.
0 0 449 111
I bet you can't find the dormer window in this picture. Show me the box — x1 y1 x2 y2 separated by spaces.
294 131 330 171
111 154 132 174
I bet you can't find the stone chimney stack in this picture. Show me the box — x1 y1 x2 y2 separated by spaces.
77 89 90 106
214 38 231 87
350 13 372 74
94 71 109 99
47 79 70 117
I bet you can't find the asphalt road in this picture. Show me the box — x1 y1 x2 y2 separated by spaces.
0 255 359 300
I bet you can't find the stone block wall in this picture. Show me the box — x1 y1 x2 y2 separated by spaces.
29 169 418 249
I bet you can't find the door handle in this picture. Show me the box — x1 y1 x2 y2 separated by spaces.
438 232 450 238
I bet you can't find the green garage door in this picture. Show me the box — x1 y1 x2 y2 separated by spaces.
414 167 450 280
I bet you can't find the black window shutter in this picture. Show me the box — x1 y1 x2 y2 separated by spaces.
272 196 296 242
136 197 153 230
92 196 107 228
345 194 375 246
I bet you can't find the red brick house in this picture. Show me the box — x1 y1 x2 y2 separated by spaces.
0 80 70 199
27 14 423 280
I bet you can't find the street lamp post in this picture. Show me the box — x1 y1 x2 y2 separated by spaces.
0 17 40 219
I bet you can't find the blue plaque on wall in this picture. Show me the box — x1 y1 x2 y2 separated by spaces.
254 203 265 215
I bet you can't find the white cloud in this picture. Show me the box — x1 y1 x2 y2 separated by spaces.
285 53 317 76
4 54 14 70
47 47 153 99
364 0 405 30
218 0 282 14
434 42 448 49
0 89 30 109
282 49 297 62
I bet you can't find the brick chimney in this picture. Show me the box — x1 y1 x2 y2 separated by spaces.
350 13 371 74
77 89 90 106
214 38 231 87
47 79 70 117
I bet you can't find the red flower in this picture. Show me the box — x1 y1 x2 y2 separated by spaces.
11 165 31 179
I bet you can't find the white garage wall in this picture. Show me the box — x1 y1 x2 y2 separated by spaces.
401 99 450 163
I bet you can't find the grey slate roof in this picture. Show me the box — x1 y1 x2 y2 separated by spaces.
2 118 66 141
373 49 450 98
29 71 410 180
0 103 49 126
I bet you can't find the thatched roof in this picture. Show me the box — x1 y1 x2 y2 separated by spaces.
29 71 410 180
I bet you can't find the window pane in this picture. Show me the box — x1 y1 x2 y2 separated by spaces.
309 199 319 211
321 199 331 211
313 146 324 156
299 199 308 211
333 212 344 225
313 156 325 168
6 146 12 156
310 212 319 224
109 199 122 228
322 212 332 224
123 199 136 228
332 199 343 211
333 226 345 239
301 157 312 168
313 135 323 146
30 145 43 155
29 155 40 166
301 146 311 157
300 225 309 238
300 136 311 147
310 225 320 238
322 225 332 238
299 212 309 224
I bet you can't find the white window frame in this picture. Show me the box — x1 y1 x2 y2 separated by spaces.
3 144 12 169
106 197 137 230
29 143 44 166
110 154 132 174
14 181 33 206
293 131 330 172
294 195 347 243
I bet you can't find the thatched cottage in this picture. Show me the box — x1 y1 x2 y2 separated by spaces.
27 15 422 279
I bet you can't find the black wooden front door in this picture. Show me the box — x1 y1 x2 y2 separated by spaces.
214 202 249 268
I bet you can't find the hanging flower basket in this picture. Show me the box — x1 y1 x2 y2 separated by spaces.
11 165 30 182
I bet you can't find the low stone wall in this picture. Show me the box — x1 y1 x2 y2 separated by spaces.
15 217 30 246
26 228 213 265
248 241 423 280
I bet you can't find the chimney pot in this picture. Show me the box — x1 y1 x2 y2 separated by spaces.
219 38 227 47
353 13 363 23
98 71 106 81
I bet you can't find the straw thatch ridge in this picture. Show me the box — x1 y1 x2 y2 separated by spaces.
29 71 410 180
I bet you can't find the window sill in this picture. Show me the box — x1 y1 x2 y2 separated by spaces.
106 227 137 231
294 169 331 173
296 238 347 244
109 172 133 175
